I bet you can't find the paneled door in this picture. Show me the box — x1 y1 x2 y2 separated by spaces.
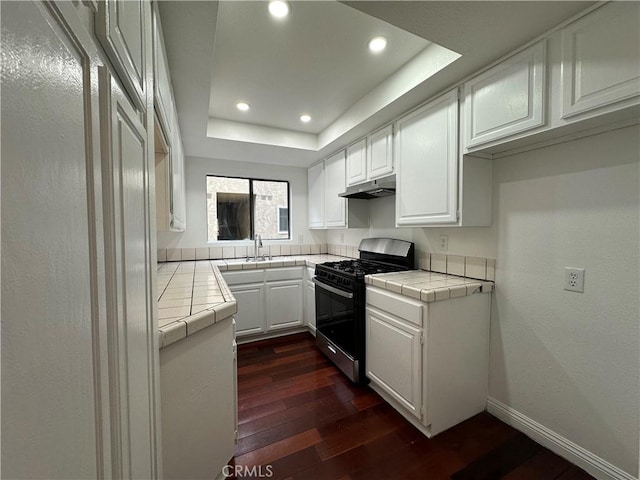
99 68 159 479
1 2 110 477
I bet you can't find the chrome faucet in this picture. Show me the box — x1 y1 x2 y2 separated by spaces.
254 234 263 261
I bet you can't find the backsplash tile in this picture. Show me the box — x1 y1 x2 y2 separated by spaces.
486 259 496 281
181 248 196 261
446 255 465 276
209 246 223 260
419 253 431 271
159 243 349 264
417 252 496 282
167 248 181 262
465 256 487 279
430 254 447 273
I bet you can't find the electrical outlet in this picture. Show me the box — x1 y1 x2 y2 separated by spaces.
340 233 344 244
439 235 449 251
564 267 585 293
298 234 304 244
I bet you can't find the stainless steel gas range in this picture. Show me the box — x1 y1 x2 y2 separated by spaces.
313 238 415 383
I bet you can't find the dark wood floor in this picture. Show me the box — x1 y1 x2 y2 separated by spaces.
229 332 595 480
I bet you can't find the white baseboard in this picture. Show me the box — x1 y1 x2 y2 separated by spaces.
487 397 636 480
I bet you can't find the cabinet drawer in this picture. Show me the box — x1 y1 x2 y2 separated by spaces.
222 269 265 285
366 286 423 327
265 267 303 282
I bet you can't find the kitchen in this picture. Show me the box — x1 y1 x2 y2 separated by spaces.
1 1 638 480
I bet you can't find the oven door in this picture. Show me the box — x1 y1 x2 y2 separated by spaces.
313 278 356 358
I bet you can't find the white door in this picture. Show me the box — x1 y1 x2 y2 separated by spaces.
307 161 325 228
366 307 422 420
346 138 367 186
230 283 266 336
367 124 394 180
395 89 459 226
1 2 159 477
266 281 303 330
463 42 546 149
324 151 347 228
100 68 159 479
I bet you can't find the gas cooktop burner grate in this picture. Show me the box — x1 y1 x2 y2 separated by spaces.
318 259 405 277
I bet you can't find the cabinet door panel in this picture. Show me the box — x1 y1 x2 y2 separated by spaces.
463 42 545 149
324 151 347 227
230 283 265 336
1 3 108 476
97 0 149 109
267 281 303 330
304 281 316 333
396 90 458 226
346 139 367 186
367 124 394 180
561 3 640 118
366 308 422 419
100 69 158 480
153 8 174 140
307 161 325 228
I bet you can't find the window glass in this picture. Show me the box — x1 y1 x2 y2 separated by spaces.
206 176 290 241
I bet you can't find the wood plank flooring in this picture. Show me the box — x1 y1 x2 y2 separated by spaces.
229 333 595 480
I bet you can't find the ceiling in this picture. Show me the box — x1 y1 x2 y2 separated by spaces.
158 1 595 168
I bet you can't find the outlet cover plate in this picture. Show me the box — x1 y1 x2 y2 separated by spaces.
564 267 585 293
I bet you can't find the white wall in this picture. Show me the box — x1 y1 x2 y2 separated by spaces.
327 125 640 476
158 156 326 249
489 126 639 476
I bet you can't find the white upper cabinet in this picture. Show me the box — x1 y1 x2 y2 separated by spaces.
396 90 459 226
324 150 347 227
169 125 186 231
345 126 394 187
560 2 640 120
96 0 149 109
367 124 394 181
345 139 367 187
307 160 325 228
463 42 546 151
153 5 174 139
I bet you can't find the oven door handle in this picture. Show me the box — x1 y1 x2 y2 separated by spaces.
313 278 354 299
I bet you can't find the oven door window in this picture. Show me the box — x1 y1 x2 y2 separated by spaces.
315 281 356 357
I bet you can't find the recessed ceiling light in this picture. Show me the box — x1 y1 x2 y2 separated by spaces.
368 36 387 53
236 102 250 112
268 0 290 18
300 114 311 123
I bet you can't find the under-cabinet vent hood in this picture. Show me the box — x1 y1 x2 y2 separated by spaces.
339 175 395 199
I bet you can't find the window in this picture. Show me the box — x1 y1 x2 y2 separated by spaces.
206 176 290 242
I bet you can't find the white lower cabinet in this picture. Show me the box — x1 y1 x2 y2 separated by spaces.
229 283 265 336
304 267 316 335
366 307 422 420
366 286 491 437
266 281 303 331
223 267 308 339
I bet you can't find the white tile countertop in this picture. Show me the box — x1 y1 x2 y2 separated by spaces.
365 270 494 302
157 254 346 348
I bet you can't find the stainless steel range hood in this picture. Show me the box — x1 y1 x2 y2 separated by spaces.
339 175 395 199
